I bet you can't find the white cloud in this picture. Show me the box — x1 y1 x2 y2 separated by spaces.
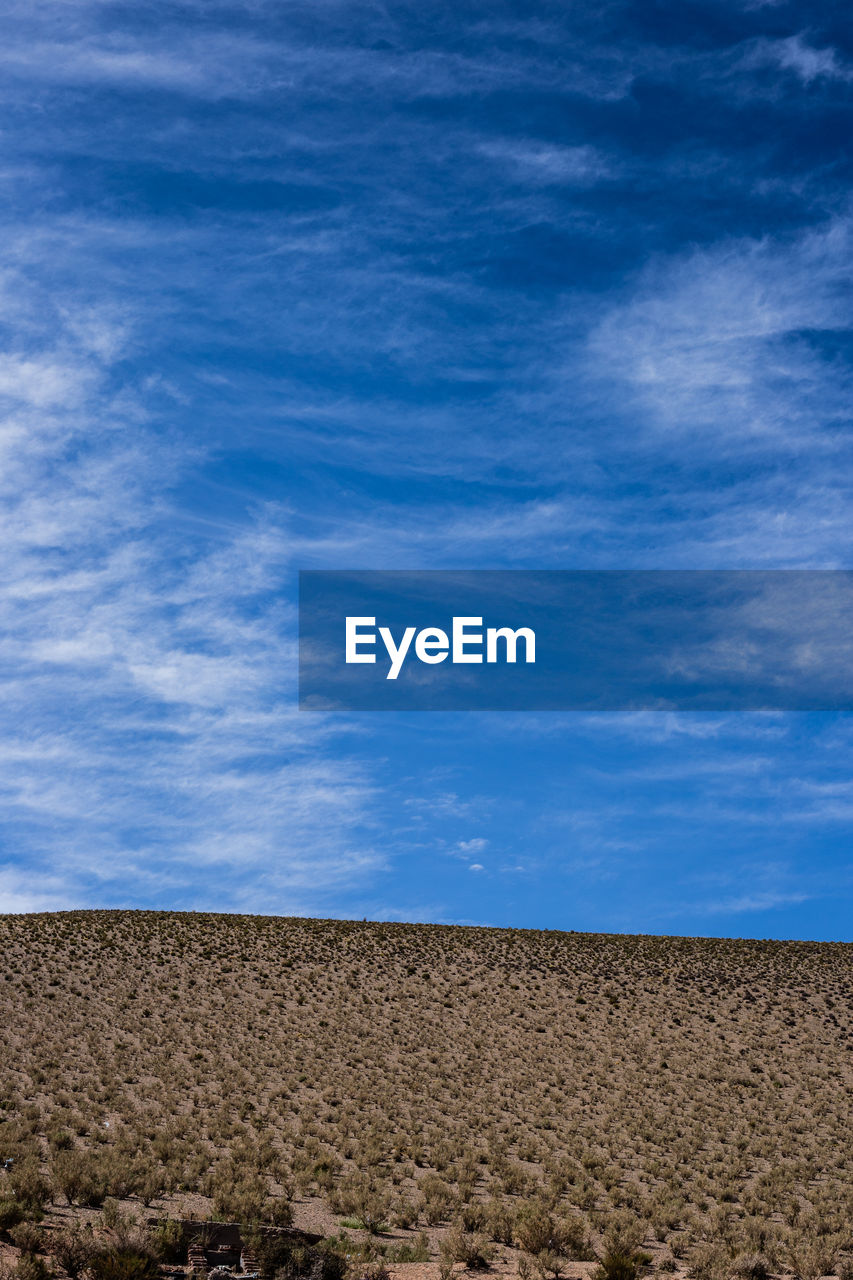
0 32 281 99
743 34 852 85
0 11 635 106
0 266 384 914
0 354 93 408
478 140 614 185
0 865 81 913
695 889 811 914
587 213 853 453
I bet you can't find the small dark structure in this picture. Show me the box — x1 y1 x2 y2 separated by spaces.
175 1222 324 1280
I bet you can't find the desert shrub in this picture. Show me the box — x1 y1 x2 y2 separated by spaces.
0 1200 26 1233
501 1162 533 1197
485 1199 515 1245
417 1173 454 1227
9 1222 43 1255
534 1250 572 1280
51 1151 107 1208
14 1259 53 1280
148 1219 183 1264
515 1204 560 1255
386 1234 429 1264
457 1202 486 1233
88 1250 159 1280
649 1195 684 1242
100 1154 138 1200
210 1171 268 1224
137 1169 163 1209
785 1236 842 1280
348 1265 390 1280
100 1199 124 1233
334 1174 389 1234
732 1252 770 1280
591 1215 650 1280
441 1224 494 1271
736 1218 782 1264
8 1161 50 1215
323 1232 384 1269
517 1256 535 1280
457 1178 476 1205
275 1173 296 1203
421 1196 447 1226
669 1234 691 1261
688 1243 730 1280
515 1204 593 1261
312 1159 341 1195
601 1214 645 1258
265 1198 294 1228
391 1199 418 1230
48 1226 96 1278
557 1214 594 1261
592 1252 642 1280
45 1129 73 1153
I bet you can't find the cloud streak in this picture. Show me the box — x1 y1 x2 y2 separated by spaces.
0 0 850 934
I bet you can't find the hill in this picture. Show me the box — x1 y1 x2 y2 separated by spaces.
0 912 851 1280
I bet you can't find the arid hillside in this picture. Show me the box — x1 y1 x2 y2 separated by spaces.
0 912 851 1280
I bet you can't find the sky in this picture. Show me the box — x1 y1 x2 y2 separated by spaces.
0 0 852 938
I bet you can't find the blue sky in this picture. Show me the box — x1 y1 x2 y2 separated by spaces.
1 0 852 938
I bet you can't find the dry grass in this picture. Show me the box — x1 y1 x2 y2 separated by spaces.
0 912 851 1280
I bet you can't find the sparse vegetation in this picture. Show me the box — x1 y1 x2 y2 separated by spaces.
0 911 850 1280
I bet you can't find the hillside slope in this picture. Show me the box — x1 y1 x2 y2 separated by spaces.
1 912 851 1278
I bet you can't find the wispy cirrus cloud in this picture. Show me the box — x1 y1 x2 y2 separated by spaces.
684 888 812 915
587 213 853 451
0 270 387 915
0 0 850 936
741 33 853 85
477 141 616 186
